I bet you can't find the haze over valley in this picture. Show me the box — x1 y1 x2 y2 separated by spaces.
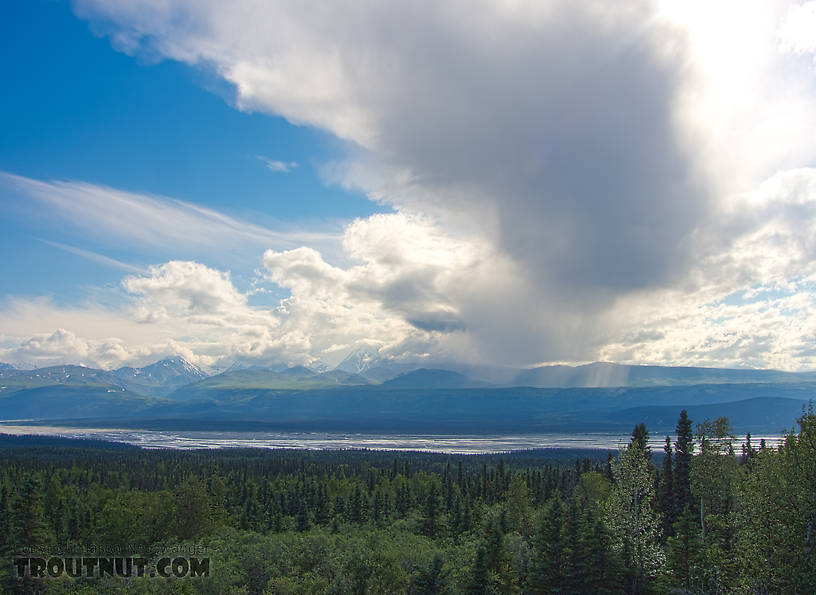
1 355 812 435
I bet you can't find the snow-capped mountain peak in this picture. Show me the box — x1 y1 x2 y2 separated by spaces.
335 344 382 374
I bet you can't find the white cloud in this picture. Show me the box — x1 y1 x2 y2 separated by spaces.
778 2 816 60
3 0 816 370
0 171 342 264
257 156 298 173
40 240 145 274
123 261 248 320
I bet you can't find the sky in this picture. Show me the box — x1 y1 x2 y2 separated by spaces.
2 0 816 372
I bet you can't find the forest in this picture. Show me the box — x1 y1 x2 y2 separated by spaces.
0 407 814 594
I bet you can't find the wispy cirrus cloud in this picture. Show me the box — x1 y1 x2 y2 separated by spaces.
256 156 299 173
39 240 145 274
4 0 816 371
1 171 342 264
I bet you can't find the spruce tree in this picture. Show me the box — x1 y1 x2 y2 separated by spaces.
527 496 564 592
467 544 490 595
296 502 310 532
660 435 675 537
630 423 651 460
7 476 52 553
412 554 448 594
421 482 441 537
561 498 585 593
674 410 694 515
580 506 625 594
665 507 702 592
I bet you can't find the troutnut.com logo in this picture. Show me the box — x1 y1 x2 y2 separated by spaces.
12 556 210 579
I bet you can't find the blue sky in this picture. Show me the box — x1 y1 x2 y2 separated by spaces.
2 0 816 372
0 0 382 302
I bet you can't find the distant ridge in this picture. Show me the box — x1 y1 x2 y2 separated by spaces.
0 356 208 398
330 356 816 388
112 356 208 397
382 368 490 389
3 358 815 394
1 381 811 433
512 362 816 388
167 366 373 401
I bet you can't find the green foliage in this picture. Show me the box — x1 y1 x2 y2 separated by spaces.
605 438 664 593
691 417 736 546
732 407 816 593
659 435 675 538
1 409 814 594
175 476 214 540
674 409 694 515
527 495 564 593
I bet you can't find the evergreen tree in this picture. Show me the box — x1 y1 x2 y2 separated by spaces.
174 475 213 539
740 432 756 466
7 476 52 553
0 486 8 548
412 554 448 594
561 498 586 593
660 435 675 538
467 543 490 595
296 501 311 532
630 423 651 460
421 482 442 537
674 410 694 515
580 505 625 594
664 507 703 592
505 474 532 537
528 496 565 592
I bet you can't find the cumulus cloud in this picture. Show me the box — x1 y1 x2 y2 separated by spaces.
4 328 145 370
123 261 248 321
1 263 284 370
4 0 815 369
778 1 816 60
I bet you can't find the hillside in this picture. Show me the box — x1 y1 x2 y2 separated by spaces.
381 368 490 389
168 367 372 401
112 356 207 397
511 362 816 388
2 381 812 434
0 357 207 399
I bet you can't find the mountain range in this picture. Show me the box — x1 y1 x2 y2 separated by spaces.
1 355 815 433
0 356 206 398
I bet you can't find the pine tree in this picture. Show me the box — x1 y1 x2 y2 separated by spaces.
7 476 52 553
580 505 625 594
660 435 675 538
505 473 532 536
527 496 564 593
0 486 8 549
665 507 702 592
412 554 448 594
467 543 490 595
674 410 694 515
296 502 310 532
421 482 442 537
174 475 213 539
631 423 651 460
561 498 586 593
740 432 756 465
